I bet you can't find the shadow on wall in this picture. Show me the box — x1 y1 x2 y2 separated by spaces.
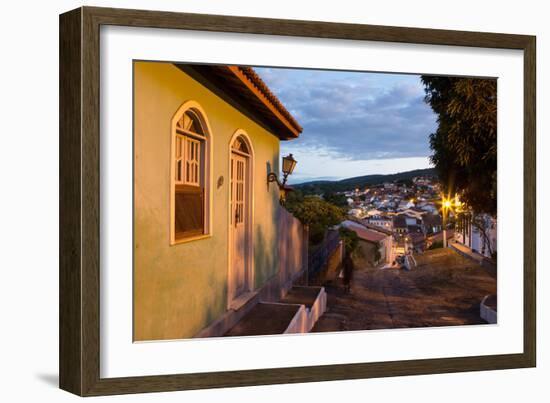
354 241 378 268
265 159 280 192
278 207 307 283
265 161 273 192
251 159 281 287
254 225 277 288
200 265 228 331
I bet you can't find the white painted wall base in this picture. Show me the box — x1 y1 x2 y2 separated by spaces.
480 295 497 324
284 287 327 334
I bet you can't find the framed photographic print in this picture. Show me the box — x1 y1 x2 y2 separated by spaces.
59 6 536 396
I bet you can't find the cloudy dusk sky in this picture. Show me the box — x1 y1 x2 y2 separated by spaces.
255 67 438 184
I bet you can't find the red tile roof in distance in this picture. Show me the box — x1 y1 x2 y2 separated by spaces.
343 221 388 243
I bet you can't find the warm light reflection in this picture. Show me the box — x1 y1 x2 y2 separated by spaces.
440 193 463 212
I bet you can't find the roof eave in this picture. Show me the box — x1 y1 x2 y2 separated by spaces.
174 63 302 140
227 66 302 138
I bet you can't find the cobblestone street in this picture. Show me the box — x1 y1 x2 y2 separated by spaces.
312 248 497 333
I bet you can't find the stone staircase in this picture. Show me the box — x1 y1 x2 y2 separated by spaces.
225 286 326 337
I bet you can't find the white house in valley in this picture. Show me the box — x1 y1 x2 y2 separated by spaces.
341 220 394 267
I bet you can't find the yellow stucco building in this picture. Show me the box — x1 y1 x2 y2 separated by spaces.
133 61 323 341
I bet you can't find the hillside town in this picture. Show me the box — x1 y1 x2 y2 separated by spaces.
295 172 498 332
344 174 443 262
305 174 496 272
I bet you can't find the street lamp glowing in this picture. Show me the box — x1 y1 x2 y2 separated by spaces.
440 195 454 249
267 153 298 203
454 195 463 212
281 153 297 179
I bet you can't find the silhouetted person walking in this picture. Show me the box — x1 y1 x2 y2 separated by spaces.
342 251 354 293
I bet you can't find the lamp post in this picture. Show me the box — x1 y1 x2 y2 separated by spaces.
441 194 463 248
267 153 297 202
281 153 297 184
441 198 452 248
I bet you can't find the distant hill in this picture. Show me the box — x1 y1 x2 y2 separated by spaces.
294 168 437 195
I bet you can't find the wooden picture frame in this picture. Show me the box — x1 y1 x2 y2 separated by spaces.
59 6 536 396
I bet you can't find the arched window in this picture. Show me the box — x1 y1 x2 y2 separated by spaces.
171 103 211 243
231 136 250 155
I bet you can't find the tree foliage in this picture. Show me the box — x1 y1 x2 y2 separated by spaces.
323 191 349 207
421 76 497 215
284 190 345 245
339 227 359 255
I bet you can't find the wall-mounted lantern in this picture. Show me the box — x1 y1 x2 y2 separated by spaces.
267 153 297 202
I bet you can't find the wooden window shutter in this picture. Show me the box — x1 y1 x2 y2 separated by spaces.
174 185 204 238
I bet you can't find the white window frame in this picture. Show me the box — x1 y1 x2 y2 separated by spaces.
170 101 213 245
175 131 204 187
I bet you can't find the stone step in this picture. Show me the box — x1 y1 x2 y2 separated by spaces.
280 286 323 308
224 286 327 337
224 302 302 337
